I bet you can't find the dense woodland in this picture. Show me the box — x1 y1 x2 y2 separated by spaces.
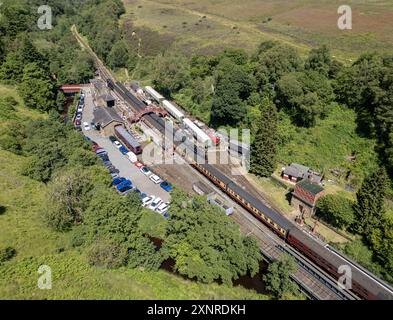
0 0 392 293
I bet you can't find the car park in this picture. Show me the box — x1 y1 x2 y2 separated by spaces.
156 202 170 214
160 181 173 192
140 166 151 176
142 196 154 207
149 197 162 211
149 174 162 184
83 122 91 131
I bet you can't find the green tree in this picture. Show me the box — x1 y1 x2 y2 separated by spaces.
87 239 128 269
250 98 279 177
44 168 96 231
370 214 393 280
18 63 55 111
152 52 191 96
107 40 129 69
263 254 299 299
0 247 16 265
353 168 389 237
210 59 254 126
305 45 331 77
163 189 261 285
317 194 355 229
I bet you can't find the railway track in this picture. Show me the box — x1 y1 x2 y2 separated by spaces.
72 27 361 300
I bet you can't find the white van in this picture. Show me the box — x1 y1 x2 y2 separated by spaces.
126 151 137 163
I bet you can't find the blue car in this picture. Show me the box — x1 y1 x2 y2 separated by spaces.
119 146 129 155
160 181 173 192
112 177 126 186
163 212 170 219
116 179 132 191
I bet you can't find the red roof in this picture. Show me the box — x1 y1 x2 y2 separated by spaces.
60 84 86 93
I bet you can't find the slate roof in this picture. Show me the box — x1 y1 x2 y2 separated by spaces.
93 107 123 128
296 179 324 196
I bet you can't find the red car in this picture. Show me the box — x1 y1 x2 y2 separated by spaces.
134 161 144 169
92 144 102 152
74 119 81 126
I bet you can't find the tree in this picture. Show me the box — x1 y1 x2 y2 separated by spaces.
84 187 164 271
254 42 303 93
0 247 16 265
87 239 128 269
263 254 299 299
163 189 261 285
370 214 393 280
18 63 55 111
317 194 355 229
210 59 254 126
153 52 191 96
353 167 389 238
276 70 334 127
44 167 96 231
107 40 129 69
250 98 279 177
305 45 331 77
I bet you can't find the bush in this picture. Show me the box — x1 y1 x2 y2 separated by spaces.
87 239 127 269
0 247 16 264
316 194 355 229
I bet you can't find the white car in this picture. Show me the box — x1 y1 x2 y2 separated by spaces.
149 197 162 211
156 202 170 214
126 151 137 163
113 140 122 149
140 166 151 176
77 105 83 113
149 174 162 184
142 195 154 207
83 122 91 131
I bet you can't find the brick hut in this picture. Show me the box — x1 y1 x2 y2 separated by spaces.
291 179 324 217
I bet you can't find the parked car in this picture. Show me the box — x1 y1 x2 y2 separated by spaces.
142 196 154 207
83 122 91 131
92 144 102 152
108 166 120 174
75 113 82 121
149 174 162 184
134 161 144 169
149 197 162 211
98 154 109 162
119 146 129 155
126 151 137 163
140 166 151 176
117 180 133 193
110 173 119 179
95 148 107 155
163 212 170 219
109 136 117 143
112 177 126 186
103 160 112 167
77 106 83 113
74 119 81 126
140 192 148 200
160 181 173 192
113 141 122 148
156 202 170 214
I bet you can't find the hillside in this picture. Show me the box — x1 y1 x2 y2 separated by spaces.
122 0 393 60
0 86 265 300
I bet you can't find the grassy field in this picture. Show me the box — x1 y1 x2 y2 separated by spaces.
0 86 266 300
122 0 393 60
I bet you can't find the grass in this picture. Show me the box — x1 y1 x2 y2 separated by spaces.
122 0 393 60
277 105 379 189
0 87 267 300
